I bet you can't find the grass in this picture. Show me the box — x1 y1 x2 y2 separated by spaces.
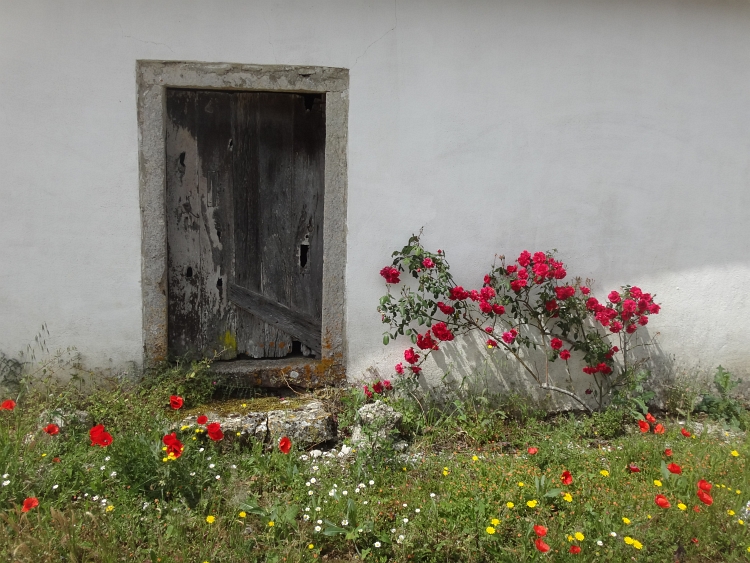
0 366 749 562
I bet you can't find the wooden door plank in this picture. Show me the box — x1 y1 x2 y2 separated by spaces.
290 93 326 331
166 90 203 357
194 91 236 358
255 93 295 357
228 283 321 355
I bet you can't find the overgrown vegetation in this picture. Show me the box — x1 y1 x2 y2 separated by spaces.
0 357 749 562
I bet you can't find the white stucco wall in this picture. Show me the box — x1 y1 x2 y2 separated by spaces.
1 0 748 391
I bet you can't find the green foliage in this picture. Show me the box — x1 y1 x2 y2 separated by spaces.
140 357 216 410
695 366 748 429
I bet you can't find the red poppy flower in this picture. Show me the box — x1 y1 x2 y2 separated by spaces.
44 423 59 436
52 457 61 463
664 448 673 457
534 538 550 553
561 471 573 486
697 489 713 506
0 399 16 411
628 463 641 473
637 420 650 433
655 494 671 508
372 381 384 394
21 497 39 512
693 506 701 513
279 436 292 454
527 447 538 455
569 545 581 554
89 424 113 447
697 479 712 492
654 424 665 434
169 395 184 410
383 380 393 391
667 463 682 474
645 413 656 424
196 415 208 425
680 428 691 438
691 538 699 545
533 524 547 537
162 432 184 459
206 422 224 442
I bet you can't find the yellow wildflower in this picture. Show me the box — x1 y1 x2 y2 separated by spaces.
574 532 584 541
491 518 500 526
206 515 215 524
162 457 168 462
268 521 275 527
106 505 114 512
567 535 574 542
678 503 687 511
239 511 246 518
633 540 643 550
739 520 745 526
622 517 631 525
526 500 538 508
472 455 479 461
737 490 742 494
486 526 496 535
562 493 573 502
443 467 449 476
180 425 190 431
600 470 609 477
518 482 525 487
728 510 736 516
624 536 634 545
731 450 739 457
653 480 662 487
506 502 515 509
308 544 314 549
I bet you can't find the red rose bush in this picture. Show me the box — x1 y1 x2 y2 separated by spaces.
378 235 660 411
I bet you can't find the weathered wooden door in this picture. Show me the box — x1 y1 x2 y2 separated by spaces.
165 89 325 360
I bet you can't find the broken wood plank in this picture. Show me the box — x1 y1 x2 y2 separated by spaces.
228 282 321 355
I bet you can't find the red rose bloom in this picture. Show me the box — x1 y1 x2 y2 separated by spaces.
0 399 16 411
534 538 550 553
379 266 400 284
655 494 671 508
279 436 292 454
487 339 498 348
432 322 454 342
372 381 384 394
501 331 517 344
667 463 682 474
697 489 713 506
196 415 208 425
681 428 691 438
404 348 420 364
527 447 538 455
395 363 404 375
505 265 517 274
559 349 571 360
492 304 505 315
363 385 373 399
207 422 224 442
480 286 496 300
637 420 650 433
545 299 558 312
383 380 393 390
697 479 712 492
517 251 531 267
569 545 581 554
625 324 637 334
436 302 455 315
510 279 527 292
410 366 422 374
170 395 184 410
89 424 113 447
608 291 621 303
561 470 573 485
448 286 469 301
533 524 547 537
554 286 576 300
609 321 623 333
416 331 439 351
479 300 493 314
44 423 59 436
580 286 590 295
21 497 39 512
550 338 563 350
422 258 434 268
585 297 600 311
638 315 649 326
